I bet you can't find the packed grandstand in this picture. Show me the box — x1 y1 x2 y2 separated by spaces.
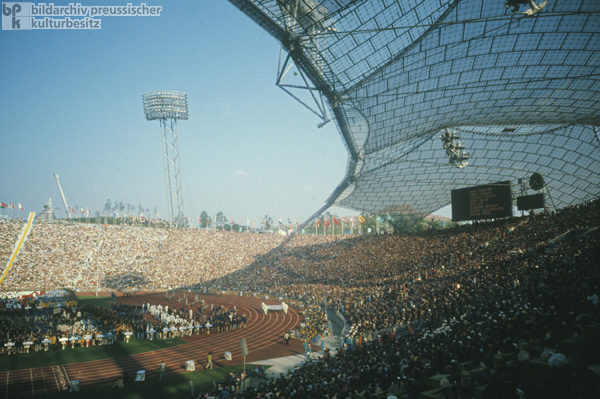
1 199 599 398
2 0 599 397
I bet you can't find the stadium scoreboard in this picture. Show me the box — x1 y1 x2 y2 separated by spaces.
517 193 545 211
451 181 513 222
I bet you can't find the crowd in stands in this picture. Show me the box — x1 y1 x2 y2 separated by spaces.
295 305 330 343
189 201 600 398
1 199 599 398
1 223 302 292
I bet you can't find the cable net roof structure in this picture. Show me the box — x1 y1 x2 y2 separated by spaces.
228 0 600 230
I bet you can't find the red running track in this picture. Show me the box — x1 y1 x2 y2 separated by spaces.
0 292 306 398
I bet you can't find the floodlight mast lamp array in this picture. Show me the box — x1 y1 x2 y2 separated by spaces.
143 91 189 227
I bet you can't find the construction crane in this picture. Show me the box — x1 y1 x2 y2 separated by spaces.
54 174 72 221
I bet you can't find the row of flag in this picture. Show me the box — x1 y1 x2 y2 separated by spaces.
70 207 90 216
314 215 366 227
1 201 372 230
185 216 369 229
1 202 24 210
186 215 368 229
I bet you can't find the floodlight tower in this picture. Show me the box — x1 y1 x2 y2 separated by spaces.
143 91 189 227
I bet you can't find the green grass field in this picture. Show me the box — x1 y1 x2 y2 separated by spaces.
77 295 117 308
0 338 186 372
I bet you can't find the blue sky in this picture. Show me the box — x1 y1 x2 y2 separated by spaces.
0 0 450 224
0 0 352 224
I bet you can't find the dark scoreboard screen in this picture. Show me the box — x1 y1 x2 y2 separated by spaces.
451 181 513 222
517 193 545 211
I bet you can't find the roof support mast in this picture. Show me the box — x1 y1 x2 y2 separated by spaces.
54 174 71 221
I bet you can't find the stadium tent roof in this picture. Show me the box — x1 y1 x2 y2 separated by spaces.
228 0 600 230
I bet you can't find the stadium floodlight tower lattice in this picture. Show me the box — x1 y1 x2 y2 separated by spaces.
143 91 189 227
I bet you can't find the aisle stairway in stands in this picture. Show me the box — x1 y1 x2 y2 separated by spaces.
0 212 35 286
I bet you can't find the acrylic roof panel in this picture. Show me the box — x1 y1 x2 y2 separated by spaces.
229 0 600 228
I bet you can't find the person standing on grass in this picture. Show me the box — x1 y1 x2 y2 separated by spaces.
159 360 166 380
122 369 130 385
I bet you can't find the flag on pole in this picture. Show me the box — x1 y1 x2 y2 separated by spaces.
71 207 76 214
316 218 320 227
18 203 24 211
278 219 284 226
0 202 7 208
358 215 366 223
332 216 340 225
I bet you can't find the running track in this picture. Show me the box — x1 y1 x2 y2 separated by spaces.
0 292 306 398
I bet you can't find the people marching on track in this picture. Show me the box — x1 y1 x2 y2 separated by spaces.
0 290 252 354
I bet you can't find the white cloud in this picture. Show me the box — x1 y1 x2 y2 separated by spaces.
233 169 250 176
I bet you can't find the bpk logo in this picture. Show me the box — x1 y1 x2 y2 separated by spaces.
2 2 30 30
